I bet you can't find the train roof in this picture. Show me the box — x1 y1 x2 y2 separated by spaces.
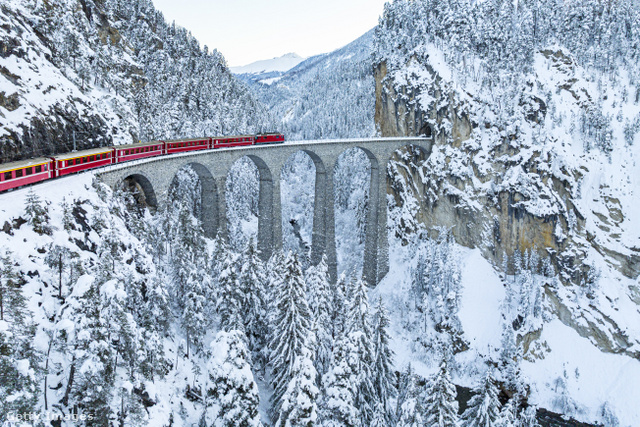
0 157 52 172
164 137 211 143
51 147 114 161
116 140 164 149
214 134 255 139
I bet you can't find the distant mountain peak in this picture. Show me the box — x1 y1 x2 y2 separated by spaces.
230 53 306 75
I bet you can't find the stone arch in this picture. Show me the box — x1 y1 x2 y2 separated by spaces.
122 173 158 211
226 155 274 261
169 162 218 238
279 149 331 269
334 146 382 287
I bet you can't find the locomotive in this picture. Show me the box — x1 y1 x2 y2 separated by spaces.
0 133 284 193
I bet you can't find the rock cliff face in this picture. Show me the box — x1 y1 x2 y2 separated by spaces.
376 56 640 358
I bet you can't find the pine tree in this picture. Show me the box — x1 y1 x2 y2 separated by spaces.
238 239 269 364
396 365 425 427
269 251 314 422
218 250 243 332
371 297 395 423
461 368 501 427
276 345 319 427
345 276 376 425
24 189 50 234
205 330 262 427
58 275 115 423
320 334 361 427
0 250 39 423
423 360 460 427
182 270 207 358
305 256 333 378
496 395 520 427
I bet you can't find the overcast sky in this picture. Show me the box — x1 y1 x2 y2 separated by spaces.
151 0 388 67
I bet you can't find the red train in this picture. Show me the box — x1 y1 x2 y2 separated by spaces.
0 133 284 193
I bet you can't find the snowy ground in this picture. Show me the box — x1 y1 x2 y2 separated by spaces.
375 237 640 426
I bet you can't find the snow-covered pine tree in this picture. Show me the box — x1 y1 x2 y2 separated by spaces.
331 272 349 344
205 330 262 427
461 368 501 427
496 394 520 427
24 188 50 234
57 275 115 423
182 270 208 358
371 296 396 423
396 364 425 427
320 334 361 427
238 238 269 365
423 359 460 427
0 250 39 422
276 345 319 427
305 255 333 378
269 251 314 422
218 250 244 332
345 276 376 425
520 404 541 427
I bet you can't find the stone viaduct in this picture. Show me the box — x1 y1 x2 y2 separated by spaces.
96 137 431 286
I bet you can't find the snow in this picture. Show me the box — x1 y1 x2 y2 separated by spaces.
458 249 505 352
230 53 305 75
521 320 640 426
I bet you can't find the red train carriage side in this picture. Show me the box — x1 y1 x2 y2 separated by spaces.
212 135 255 149
165 137 211 155
50 148 115 178
254 133 285 144
0 158 53 192
115 141 165 163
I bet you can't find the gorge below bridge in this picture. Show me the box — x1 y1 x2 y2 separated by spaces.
97 137 432 286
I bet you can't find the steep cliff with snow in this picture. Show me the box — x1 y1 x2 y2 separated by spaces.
0 0 268 163
374 0 640 423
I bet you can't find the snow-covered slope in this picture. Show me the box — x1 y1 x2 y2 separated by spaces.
0 0 269 163
245 30 376 140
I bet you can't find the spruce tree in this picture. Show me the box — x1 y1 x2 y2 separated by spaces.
238 239 269 364
396 365 425 427
24 188 50 234
461 368 501 427
371 297 395 423
423 360 460 427
269 251 314 422
205 330 262 427
276 345 319 427
0 251 39 423
218 250 243 332
320 334 360 427
305 256 333 378
346 276 375 425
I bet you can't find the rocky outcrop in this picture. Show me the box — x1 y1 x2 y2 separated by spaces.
377 56 640 358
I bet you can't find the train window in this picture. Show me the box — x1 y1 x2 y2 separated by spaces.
83 157 87 163
4 172 11 180
16 169 23 178
35 165 42 173
26 167 33 176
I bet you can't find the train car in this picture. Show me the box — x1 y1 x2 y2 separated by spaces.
0 158 53 192
165 137 211 155
50 147 115 178
115 141 164 163
212 135 256 149
255 133 285 144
